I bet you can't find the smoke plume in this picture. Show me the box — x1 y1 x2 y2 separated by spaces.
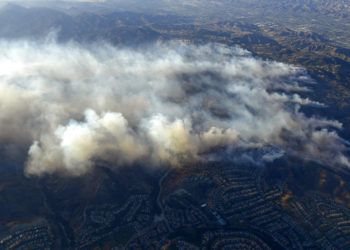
0 40 348 176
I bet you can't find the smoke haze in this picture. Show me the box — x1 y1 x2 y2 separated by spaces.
0 40 348 176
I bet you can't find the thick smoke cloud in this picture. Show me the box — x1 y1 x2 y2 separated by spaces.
0 40 348 176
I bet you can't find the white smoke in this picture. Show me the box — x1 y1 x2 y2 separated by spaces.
0 40 348 176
